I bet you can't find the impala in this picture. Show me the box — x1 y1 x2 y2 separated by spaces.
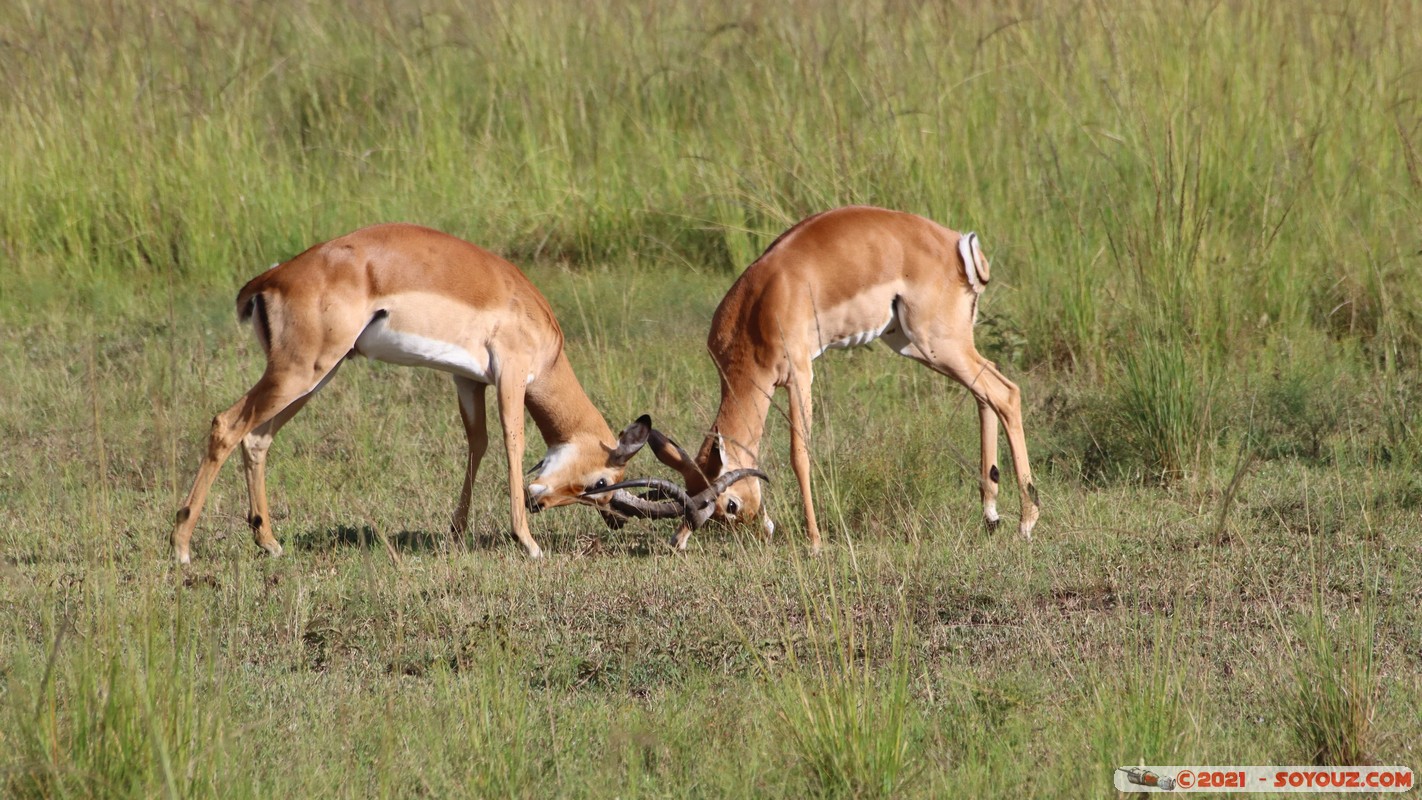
587 206 1039 551
172 223 681 562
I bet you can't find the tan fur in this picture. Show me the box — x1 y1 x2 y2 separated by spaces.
172 223 648 563
655 206 1039 551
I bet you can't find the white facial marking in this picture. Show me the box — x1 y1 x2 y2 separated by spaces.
355 316 490 383
762 516 775 536
527 483 550 500
984 501 1000 523
531 444 574 481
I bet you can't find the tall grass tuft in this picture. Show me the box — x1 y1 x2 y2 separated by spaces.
397 649 543 797
1285 597 1380 766
6 620 226 799
771 564 918 799
1086 618 1198 781
1118 337 1213 482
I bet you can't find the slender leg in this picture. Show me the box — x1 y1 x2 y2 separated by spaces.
670 521 694 551
451 376 489 539
977 396 1002 531
786 366 821 553
495 368 541 558
935 351 1038 538
173 371 329 563
238 362 341 557
890 289 1038 539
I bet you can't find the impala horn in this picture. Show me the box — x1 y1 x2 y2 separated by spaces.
585 468 768 529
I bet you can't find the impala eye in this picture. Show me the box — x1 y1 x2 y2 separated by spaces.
726 498 740 516
592 478 609 491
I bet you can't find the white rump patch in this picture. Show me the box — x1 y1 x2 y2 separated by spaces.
354 315 491 383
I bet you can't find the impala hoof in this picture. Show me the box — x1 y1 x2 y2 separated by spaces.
1020 507 1039 540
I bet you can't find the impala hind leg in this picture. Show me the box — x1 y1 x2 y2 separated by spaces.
239 363 342 557
934 351 1038 538
173 368 337 563
977 397 1002 531
451 376 489 540
890 288 1039 537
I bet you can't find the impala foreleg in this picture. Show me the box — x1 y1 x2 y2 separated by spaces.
786 369 820 553
495 370 541 558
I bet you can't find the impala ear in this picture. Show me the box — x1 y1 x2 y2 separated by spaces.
609 414 652 466
649 428 703 485
706 432 728 478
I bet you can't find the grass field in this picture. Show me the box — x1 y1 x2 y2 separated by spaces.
2 0 1420 796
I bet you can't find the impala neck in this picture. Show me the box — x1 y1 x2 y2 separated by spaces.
707 368 775 468
524 352 615 447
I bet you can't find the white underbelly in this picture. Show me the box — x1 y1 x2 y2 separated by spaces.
354 316 490 383
813 311 899 359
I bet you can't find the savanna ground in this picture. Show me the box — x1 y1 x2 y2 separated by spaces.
2 1 1421 796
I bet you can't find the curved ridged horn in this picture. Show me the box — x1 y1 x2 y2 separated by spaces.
583 469 768 529
704 468 768 500
588 478 697 515
605 489 685 520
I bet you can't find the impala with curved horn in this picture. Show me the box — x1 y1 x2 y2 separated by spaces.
589 206 1040 552
171 223 661 562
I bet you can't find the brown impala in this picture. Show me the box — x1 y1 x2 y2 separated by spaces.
170 223 755 562
585 206 1039 552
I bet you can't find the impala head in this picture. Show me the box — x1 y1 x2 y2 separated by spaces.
689 432 764 526
525 415 652 514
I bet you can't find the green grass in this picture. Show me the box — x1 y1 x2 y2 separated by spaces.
2 0 1421 797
